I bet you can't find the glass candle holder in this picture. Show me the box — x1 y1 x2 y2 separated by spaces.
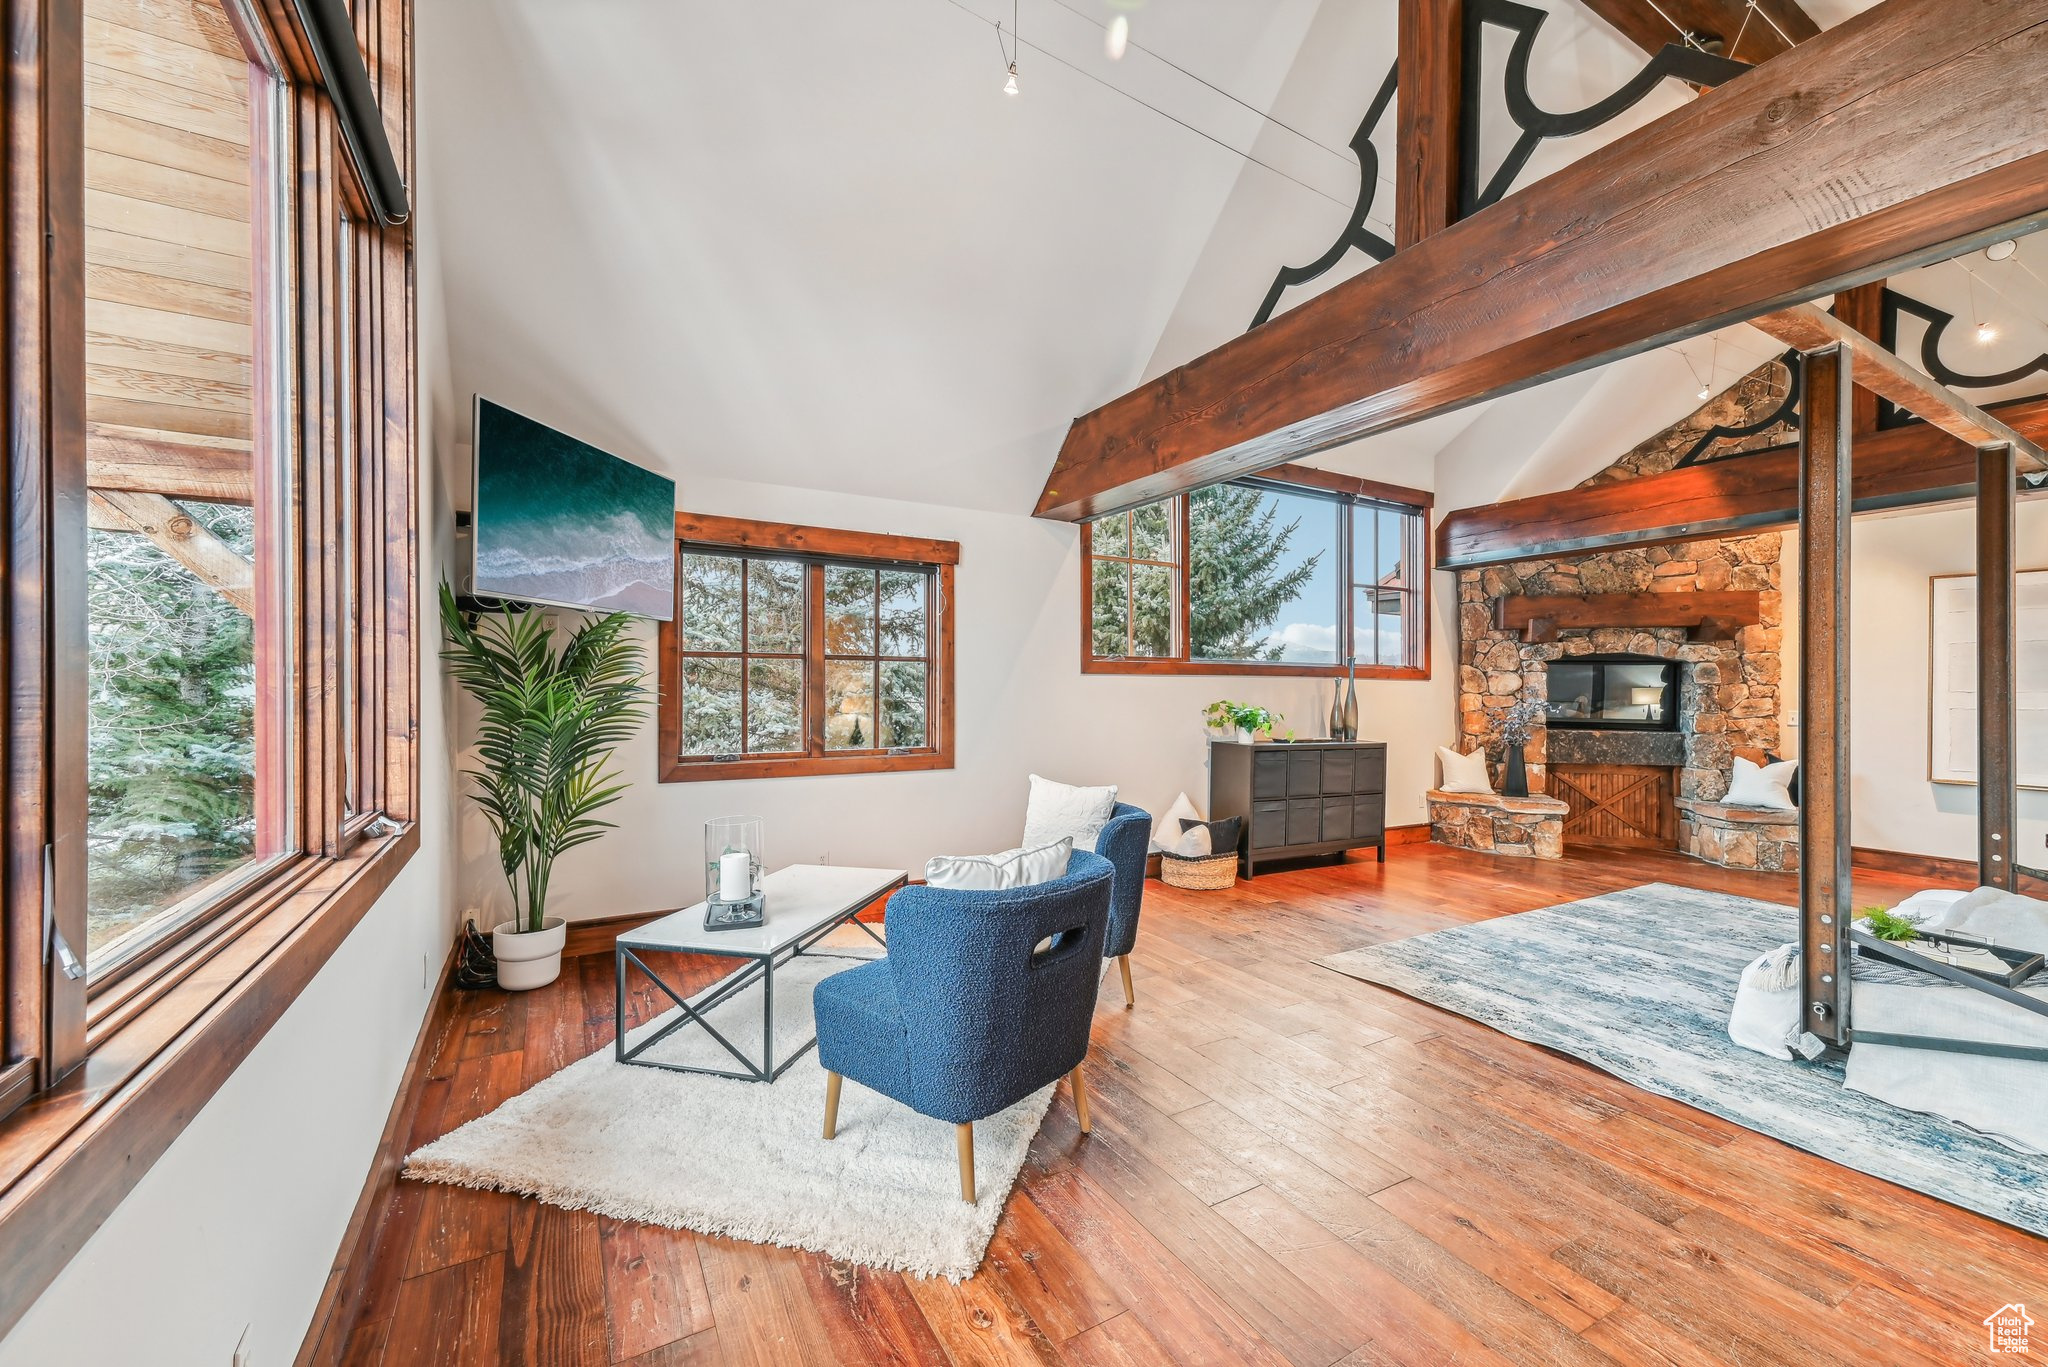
703 816 766 930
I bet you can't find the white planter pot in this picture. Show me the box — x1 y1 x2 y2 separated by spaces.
1235 727 1256 744
492 916 567 991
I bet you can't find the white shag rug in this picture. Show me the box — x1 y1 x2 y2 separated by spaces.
403 944 1055 1281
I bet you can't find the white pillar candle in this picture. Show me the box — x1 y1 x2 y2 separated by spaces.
718 850 751 902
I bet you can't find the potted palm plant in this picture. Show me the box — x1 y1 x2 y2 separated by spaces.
440 585 648 990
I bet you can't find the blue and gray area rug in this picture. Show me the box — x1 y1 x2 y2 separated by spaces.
1318 881 2048 1238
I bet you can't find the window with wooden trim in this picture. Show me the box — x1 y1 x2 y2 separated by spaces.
1083 469 1432 678
660 517 957 781
0 0 418 1315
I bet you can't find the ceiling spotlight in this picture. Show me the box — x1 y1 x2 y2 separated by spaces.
1987 240 2019 262
1977 321 1999 344
1106 14 1129 59
1698 384 1711 401
1004 61 1018 95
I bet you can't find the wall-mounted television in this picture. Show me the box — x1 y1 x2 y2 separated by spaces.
470 396 675 620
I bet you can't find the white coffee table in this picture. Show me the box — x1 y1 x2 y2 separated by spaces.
614 864 905 1082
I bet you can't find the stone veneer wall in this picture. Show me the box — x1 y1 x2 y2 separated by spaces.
1454 532 1785 801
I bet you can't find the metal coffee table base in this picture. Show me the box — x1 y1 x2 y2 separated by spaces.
614 913 886 1082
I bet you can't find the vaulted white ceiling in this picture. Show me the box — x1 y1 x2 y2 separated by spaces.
421 0 1953 521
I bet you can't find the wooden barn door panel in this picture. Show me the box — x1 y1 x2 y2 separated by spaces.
1551 764 1675 849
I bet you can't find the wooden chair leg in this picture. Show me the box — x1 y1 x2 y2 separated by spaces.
823 1072 842 1140
1071 1066 1092 1134
956 1123 976 1204
1118 954 1134 1009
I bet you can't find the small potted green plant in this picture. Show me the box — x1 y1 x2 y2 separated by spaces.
1204 700 1285 744
441 586 648 990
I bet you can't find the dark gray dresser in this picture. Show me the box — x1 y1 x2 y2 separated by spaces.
1208 740 1388 878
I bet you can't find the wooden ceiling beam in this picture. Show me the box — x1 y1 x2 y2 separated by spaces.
86 425 253 504
88 490 253 614
1394 0 1462 250
1747 303 2048 473
1435 396 2048 568
1575 0 1818 66
1034 0 2048 523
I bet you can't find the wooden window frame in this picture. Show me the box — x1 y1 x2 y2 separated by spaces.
659 514 958 782
0 0 419 1342
1081 465 1435 680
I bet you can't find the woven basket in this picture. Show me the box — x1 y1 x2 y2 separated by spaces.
1160 851 1238 891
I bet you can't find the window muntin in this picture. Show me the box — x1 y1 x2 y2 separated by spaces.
82 0 290 967
677 551 808 758
1352 501 1421 669
1089 504 1177 658
1085 477 1429 676
661 522 954 781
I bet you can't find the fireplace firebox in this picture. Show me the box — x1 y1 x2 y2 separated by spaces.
1545 655 1677 732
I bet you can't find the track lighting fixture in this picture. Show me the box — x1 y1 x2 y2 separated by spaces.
1004 62 1018 94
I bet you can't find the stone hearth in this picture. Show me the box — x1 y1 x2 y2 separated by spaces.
1428 790 1568 859
1678 798 1801 872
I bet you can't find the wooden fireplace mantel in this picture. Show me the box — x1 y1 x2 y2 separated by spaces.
1495 591 1762 643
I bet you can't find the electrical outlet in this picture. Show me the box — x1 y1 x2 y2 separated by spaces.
818 850 830 866
1786 710 1800 727
232 1325 252 1367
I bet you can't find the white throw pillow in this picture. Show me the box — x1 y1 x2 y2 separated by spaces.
1435 746 1493 795
1151 791 1203 853
1022 774 1119 851
924 838 1073 891
1724 756 1797 811
1164 823 1212 858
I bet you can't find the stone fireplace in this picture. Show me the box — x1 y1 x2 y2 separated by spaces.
1448 533 1790 869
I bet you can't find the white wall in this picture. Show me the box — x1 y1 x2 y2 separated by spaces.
1844 500 2048 863
0 202 465 1367
457 472 1459 924
1780 498 2048 862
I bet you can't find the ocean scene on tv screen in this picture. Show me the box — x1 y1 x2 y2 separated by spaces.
472 398 674 619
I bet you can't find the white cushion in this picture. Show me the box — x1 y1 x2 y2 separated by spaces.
1724 756 1797 810
924 838 1073 891
1022 774 1119 851
1164 823 1212 858
1151 791 1203 853
1435 746 1493 795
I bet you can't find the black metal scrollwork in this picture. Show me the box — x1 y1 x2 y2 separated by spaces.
1249 0 1745 331
1461 0 1746 216
1249 66 1396 330
1670 351 1801 468
1880 289 2048 427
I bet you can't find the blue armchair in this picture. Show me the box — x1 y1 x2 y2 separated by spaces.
1096 803 1151 1008
813 851 1114 1203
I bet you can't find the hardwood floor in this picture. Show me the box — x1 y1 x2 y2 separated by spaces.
322 845 2048 1365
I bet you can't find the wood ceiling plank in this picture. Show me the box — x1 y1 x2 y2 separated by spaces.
1435 396 2048 568
1033 0 2048 522
1746 303 2048 472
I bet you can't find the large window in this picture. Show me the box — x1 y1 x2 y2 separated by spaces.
661 517 957 781
0 0 419 1307
1083 469 1431 677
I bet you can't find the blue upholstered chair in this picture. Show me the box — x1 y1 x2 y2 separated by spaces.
813 851 1114 1203
1095 803 1151 1008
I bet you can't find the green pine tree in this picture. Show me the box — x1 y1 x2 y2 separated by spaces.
86 502 257 947
1093 486 1322 660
